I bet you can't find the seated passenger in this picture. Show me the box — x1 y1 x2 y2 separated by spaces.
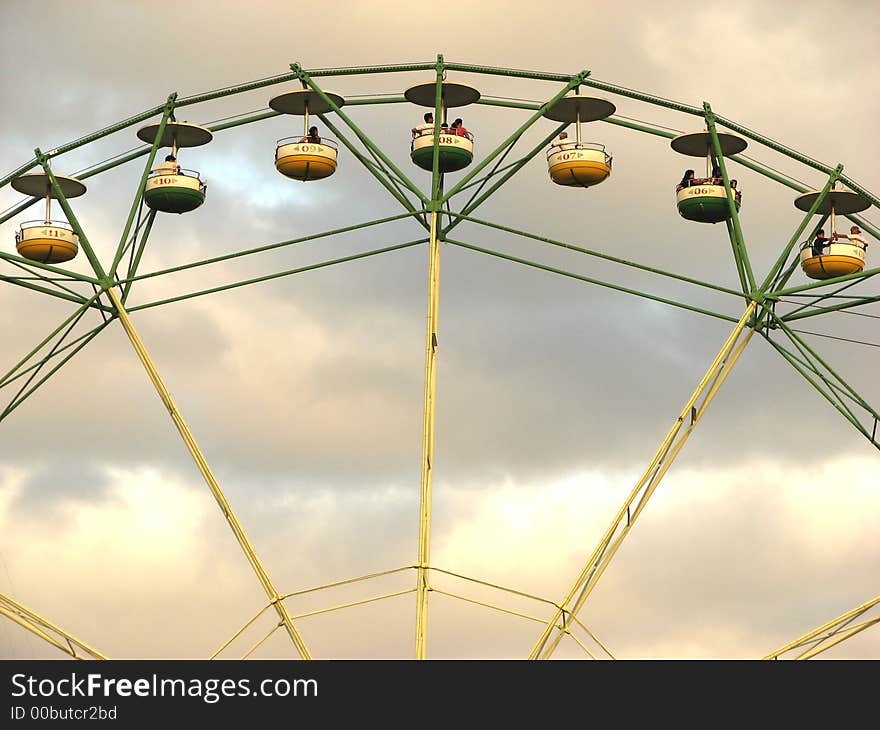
711 163 722 185
452 118 469 138
677 169 695 190
835 225 868 250
551 131 576 151
157 154 180 175
301 126 321 144
412 112 434 138
812 228 831 256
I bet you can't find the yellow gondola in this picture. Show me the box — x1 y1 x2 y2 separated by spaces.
270 89 345 181
543 94 615 188
10 173 86 264
794 189 870 280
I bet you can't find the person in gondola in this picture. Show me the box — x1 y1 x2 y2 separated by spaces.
711 163 722 185
812 228 831 256
452 117 469 138
301 126 321 144
678 169 695 190
551 131 576 151
157 154 180 175
835 225 868 250
412 112 434 138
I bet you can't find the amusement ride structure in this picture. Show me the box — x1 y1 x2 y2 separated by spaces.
0 57 878 660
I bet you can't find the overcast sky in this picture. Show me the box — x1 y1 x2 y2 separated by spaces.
0 0 878 660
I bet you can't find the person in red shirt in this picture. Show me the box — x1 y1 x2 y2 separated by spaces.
451 117 469 138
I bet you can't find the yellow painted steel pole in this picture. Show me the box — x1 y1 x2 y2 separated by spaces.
0 592 107 659
104 286 312 659
764 594 880 659
529 301 757 659
796 617 880 660
415 210 441 659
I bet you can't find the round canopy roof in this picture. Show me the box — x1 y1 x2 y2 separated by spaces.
137 121 213 148
11 173 87 199
543 94 616 123
269 89 346 115
404 81 481 108
671 130 748 157
794 190 870 215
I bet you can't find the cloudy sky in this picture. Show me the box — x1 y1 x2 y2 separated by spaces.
1 1 878 659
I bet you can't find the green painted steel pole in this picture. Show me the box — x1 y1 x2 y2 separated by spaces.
318 110 425 208
760 166 843 293
316 115 427 225
705 102 755 294
446 212 742 297
128 240 427 312
1 324 110 391
780 292 880 322
0 249 99 284
109 93 177 277
345 96 408 106
173 71 298 108
0 321 110 423
581 77 704 116
0 111 286 227
454 156 538 194
601 116 677 140
3 302 92 409
0 293 103 388
35 150 109 285
306 62 436 77
0 275 90 307
442 123 565 238
771 313 879 418
3 259 88 302
110 92 177 277
443 63 573 83
0 159 39 190
476 98 543 111
767 331 871 419
722 217 749 296
442 73 589 202
431 56 444 202
761 335 869 436
295 66 427 203
446 239 738 323
119 212 420 286
121 209 157 302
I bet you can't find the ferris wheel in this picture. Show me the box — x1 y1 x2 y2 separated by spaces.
1 56 878 660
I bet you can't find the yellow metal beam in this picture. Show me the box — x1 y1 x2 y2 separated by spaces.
291 588 416 621
564 627 598 659
429 566 559 607
796 617 880 660
105 286 312 660
431 587 550 625
214 565 414 659
210 603 274 659
0 592 107 659
280 565 415 601
529 302 758 659
764 594 880 659
241 623 281 660
415 210 441 659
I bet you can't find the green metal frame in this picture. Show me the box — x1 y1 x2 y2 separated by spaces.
2 57 879 660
